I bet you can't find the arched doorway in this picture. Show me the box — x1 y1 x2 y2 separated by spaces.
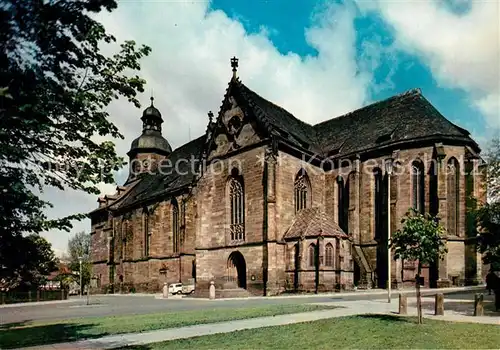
227 251 247 289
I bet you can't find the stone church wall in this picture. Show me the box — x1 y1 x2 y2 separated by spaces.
91 137 483 295
195 245 264 295
275 151 326 240
195 146 267 295
197 146 266 249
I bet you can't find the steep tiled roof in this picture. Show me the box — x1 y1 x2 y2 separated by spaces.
115 135 206 210
235 82 476 156
237 81 317 148
283 207 348 240
313 88 475 156
99 81 478 211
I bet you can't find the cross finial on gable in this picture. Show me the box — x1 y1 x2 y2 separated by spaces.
230 56 239 79
208 111 214 123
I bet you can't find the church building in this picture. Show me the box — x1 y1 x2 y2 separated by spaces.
90 58 485 296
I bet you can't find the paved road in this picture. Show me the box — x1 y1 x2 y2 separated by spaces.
0 288 489 325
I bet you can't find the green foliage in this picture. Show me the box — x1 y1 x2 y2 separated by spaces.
0 0 150 233
0 304 338 348
484 137 500 202
67 231 92 288
0 1 150 281
1 234 58 289
143 317 500 350
391 209 447 266
475 202 500 271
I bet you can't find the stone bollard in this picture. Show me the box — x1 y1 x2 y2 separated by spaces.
434 293 444 316
209 281 216 300
399 294 407 315
162 282 169 299
474 293 484 316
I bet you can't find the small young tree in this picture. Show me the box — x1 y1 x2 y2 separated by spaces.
391 209 447 324
67 231 91 293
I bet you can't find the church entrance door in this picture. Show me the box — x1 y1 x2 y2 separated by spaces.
227 251 247 289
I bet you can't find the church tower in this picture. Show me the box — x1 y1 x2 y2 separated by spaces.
127 97 172 178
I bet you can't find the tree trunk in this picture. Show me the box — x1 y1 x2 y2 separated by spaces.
416 263 423 324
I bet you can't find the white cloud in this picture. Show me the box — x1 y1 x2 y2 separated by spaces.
358 0 500 128
41 0 389 252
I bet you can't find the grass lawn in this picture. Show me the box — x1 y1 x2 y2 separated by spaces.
122 315 500 350
0 303 337 349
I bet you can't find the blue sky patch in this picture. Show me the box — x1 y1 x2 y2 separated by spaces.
211 0 491 144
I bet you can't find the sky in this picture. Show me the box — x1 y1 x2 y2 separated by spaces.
42 0 499 256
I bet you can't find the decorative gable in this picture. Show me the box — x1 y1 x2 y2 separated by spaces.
208 92 261 159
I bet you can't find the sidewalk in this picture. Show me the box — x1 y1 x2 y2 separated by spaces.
0 298 80 309
81 285 485 301
172 285 486 301
20 296 499 350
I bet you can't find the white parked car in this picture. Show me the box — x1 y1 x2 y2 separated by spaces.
168 283 183 295
182 284 195 294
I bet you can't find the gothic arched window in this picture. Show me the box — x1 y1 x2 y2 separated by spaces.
229 169 245 241
119 221 124 260
412 161 425 214
337 176 349 233
447 158 460 236
121 219 131 260
308 244 316 268
295 169 311 213
143 209 150 257
325 243 334 267
373 168 385 239
335 238 341 270
172 199 180 253
429 161 438 216
285 246 291 269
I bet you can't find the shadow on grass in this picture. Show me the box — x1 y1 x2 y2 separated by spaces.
0 321 30 330
356 314 412 322
0 322 107 349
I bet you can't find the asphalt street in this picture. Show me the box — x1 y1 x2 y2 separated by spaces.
0 289 490 325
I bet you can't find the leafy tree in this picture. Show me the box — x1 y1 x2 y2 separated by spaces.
391 209 447 324
67 231 91 293
484 137 500 202
1 234 58 289
0 1 150 279
475 202 500 272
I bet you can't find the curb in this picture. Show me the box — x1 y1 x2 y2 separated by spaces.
59 285 486 302
178 285 487 302
0 298 81 309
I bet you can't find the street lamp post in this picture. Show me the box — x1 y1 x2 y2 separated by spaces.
78 256 83 299
385 158 394 304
